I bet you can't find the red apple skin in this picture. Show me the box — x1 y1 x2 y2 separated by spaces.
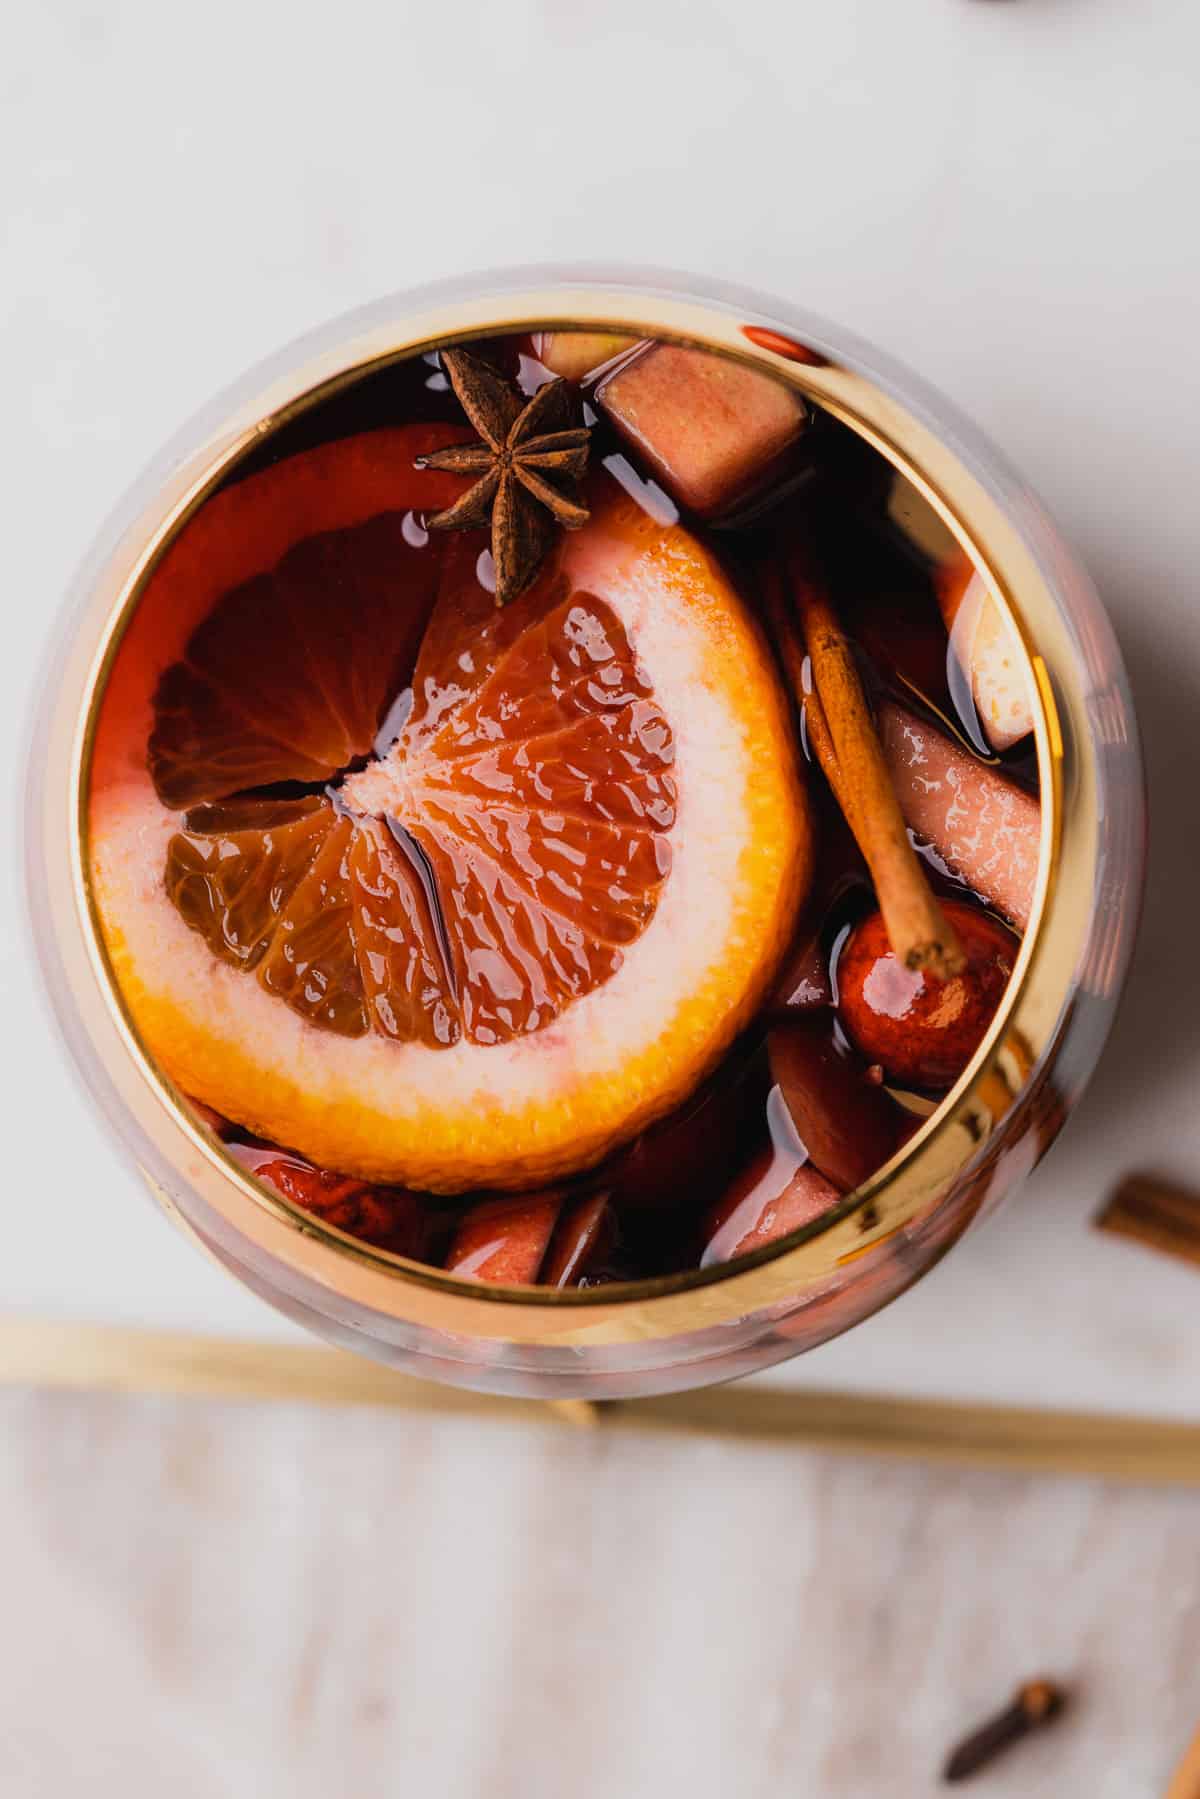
597 343 806 518
768 1019 914 1192
836 901 1019 1091
600 1068 759 1213
541 1193 615 1289
444 1193 562 1285
936 555 1034 752
879 700 1040 931
767 801 869 1017
249 1155 430 1257
701 1149 840 1267
770 931 833 1012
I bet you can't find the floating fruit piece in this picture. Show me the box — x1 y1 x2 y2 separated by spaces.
878 701 1040 930
236 1149 431 1257
91 444 812 1193
836 901 1018 1091
599 1062 762 1213
702 1148 839 1266
445 1193 562 1284
771 932 832 1012
184 1094 232 1138
541 1192 615 1288
535 332 640 381
936 555 1035 752
847 584 951 711
883 473 959 566
596 343 807 519
768 1018 913 1190
768 802 865 1014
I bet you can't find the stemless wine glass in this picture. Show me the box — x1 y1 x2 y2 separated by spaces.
26 267 1145 1398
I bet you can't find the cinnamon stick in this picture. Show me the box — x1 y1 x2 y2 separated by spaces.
767 570 861 836
766 558 965 978
1095 1175 1200 1271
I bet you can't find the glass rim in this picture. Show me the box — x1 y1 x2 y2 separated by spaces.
30 266 1139 1346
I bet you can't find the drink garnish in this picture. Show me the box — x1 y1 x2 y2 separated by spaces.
416 349 591 605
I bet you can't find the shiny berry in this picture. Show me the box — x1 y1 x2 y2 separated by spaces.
836 900 1018 1091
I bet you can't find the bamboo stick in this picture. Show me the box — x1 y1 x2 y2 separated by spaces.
5 1318 1200 1486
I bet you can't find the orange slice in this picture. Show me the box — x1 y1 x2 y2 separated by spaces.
90 428 813 1191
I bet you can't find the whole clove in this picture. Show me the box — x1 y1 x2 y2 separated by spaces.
942 1678 1067 1783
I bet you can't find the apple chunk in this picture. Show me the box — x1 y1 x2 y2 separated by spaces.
879 701 1041 931
541 1193 614 1288
768 1020 913 1191
937 556 1035 752
444 1193 562 1284
596 343 806 518
535 331 639 381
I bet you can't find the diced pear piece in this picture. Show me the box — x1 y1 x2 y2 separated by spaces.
535 331 639 381
835 902 1018 1092
883 480 1034 751
879 701 1040 931
771 930 832 1012
596 343 806 518
937 555 1035 752
241 1150 431 1256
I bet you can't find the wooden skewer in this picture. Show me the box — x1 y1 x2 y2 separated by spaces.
765 554 965 978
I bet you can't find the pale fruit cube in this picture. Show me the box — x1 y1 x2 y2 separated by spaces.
596 344 806 518
535 331 639 381
879 700 1040 930
937 556 1035 752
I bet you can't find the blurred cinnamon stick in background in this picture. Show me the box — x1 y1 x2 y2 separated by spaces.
1096 1176 1200 1272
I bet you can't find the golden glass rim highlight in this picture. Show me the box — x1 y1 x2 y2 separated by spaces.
47 277 1094 1351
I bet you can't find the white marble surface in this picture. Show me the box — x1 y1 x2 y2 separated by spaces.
6 0 1200 1413
7 5 1200 1794
5 1384 1200 1797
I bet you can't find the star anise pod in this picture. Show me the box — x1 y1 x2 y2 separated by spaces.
415 348 591 606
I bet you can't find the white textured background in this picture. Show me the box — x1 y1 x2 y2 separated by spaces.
6 0 1200 1791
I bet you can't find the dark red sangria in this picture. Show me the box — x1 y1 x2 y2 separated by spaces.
88 326 1042 1290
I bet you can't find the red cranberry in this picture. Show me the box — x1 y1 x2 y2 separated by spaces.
836 900 1018 1090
